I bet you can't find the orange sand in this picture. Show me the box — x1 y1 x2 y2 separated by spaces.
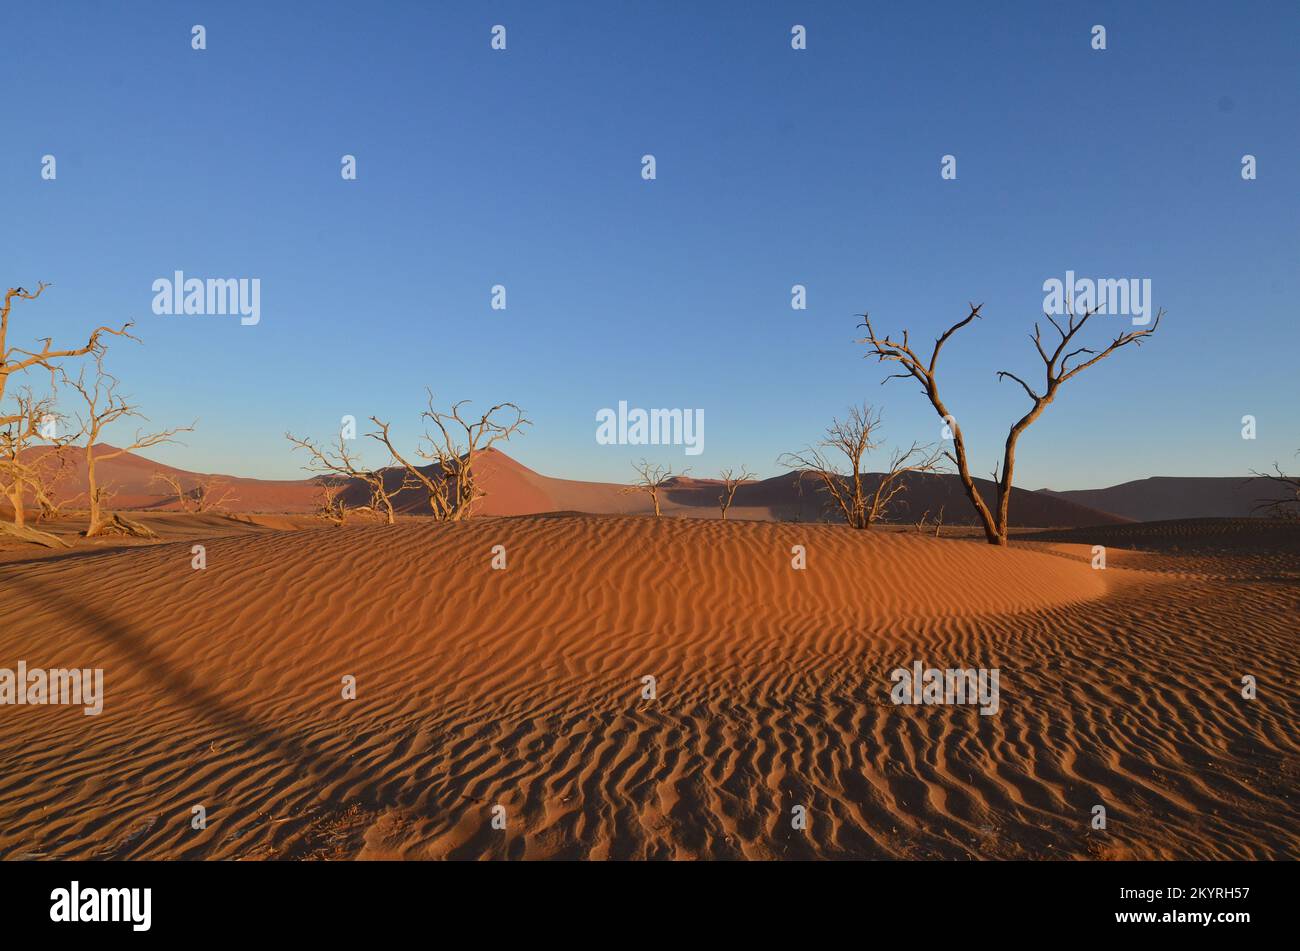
0 515 1295 859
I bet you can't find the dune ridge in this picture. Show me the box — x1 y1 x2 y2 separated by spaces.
0 516 1294 860
11 444 1123 528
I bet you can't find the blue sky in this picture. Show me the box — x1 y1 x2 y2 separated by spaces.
4 1 1297 489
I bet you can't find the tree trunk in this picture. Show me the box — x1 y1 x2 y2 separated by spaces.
990 407 1045 546
86 497 104 536
86 456 104 537
378 491 396 525
0 520 67 547
9 479 26 528
934 393 1000 545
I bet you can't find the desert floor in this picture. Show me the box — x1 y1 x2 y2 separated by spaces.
0 514 1296 859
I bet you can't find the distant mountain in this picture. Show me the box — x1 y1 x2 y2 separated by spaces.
15 444 322 514
1038 476 1285 521
11 445 1123 528
654 469 1124 528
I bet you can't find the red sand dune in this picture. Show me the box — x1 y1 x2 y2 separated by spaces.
17 444 322 514
17 445 1122 528
1039 476 1286 521
0 515 1294 859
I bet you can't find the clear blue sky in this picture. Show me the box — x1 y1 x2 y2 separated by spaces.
4 1 1297 489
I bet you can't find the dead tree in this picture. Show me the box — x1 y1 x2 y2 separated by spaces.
313 481 349 526
915 505 946 536
0 388 50 526
369 391 529 522
65 353 193 537
286 431 409 524
31 443 76 522
192 477 238 513
779 404 880 528
718 465 754 520
0 389 69 546
913 509 930 533
869 442 946 526
150 471 189 511
151 471 239 515
779 404 943 529
1249 454 1300 518
860 302 1162 545
1 283 133 541
622 459 686 517
1 283 133 424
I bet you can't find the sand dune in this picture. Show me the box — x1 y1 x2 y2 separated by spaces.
1040 476 1287 521
0 515 1294 860
1022 518 1300 580
16 444 323 514
14 445 1122 528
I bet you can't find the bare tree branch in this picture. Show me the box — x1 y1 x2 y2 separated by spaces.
779 404 944 529
287 431 409 524
312 481 349 526
0 387 70 541
368 392 530 522
623 459 687 518
1248 454 1300 518
151 471 240 515
1 283 136 427
861 301 1164 544
63 351 193 537
718 465 755 520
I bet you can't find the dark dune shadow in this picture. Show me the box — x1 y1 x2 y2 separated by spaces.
1 568 370 804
